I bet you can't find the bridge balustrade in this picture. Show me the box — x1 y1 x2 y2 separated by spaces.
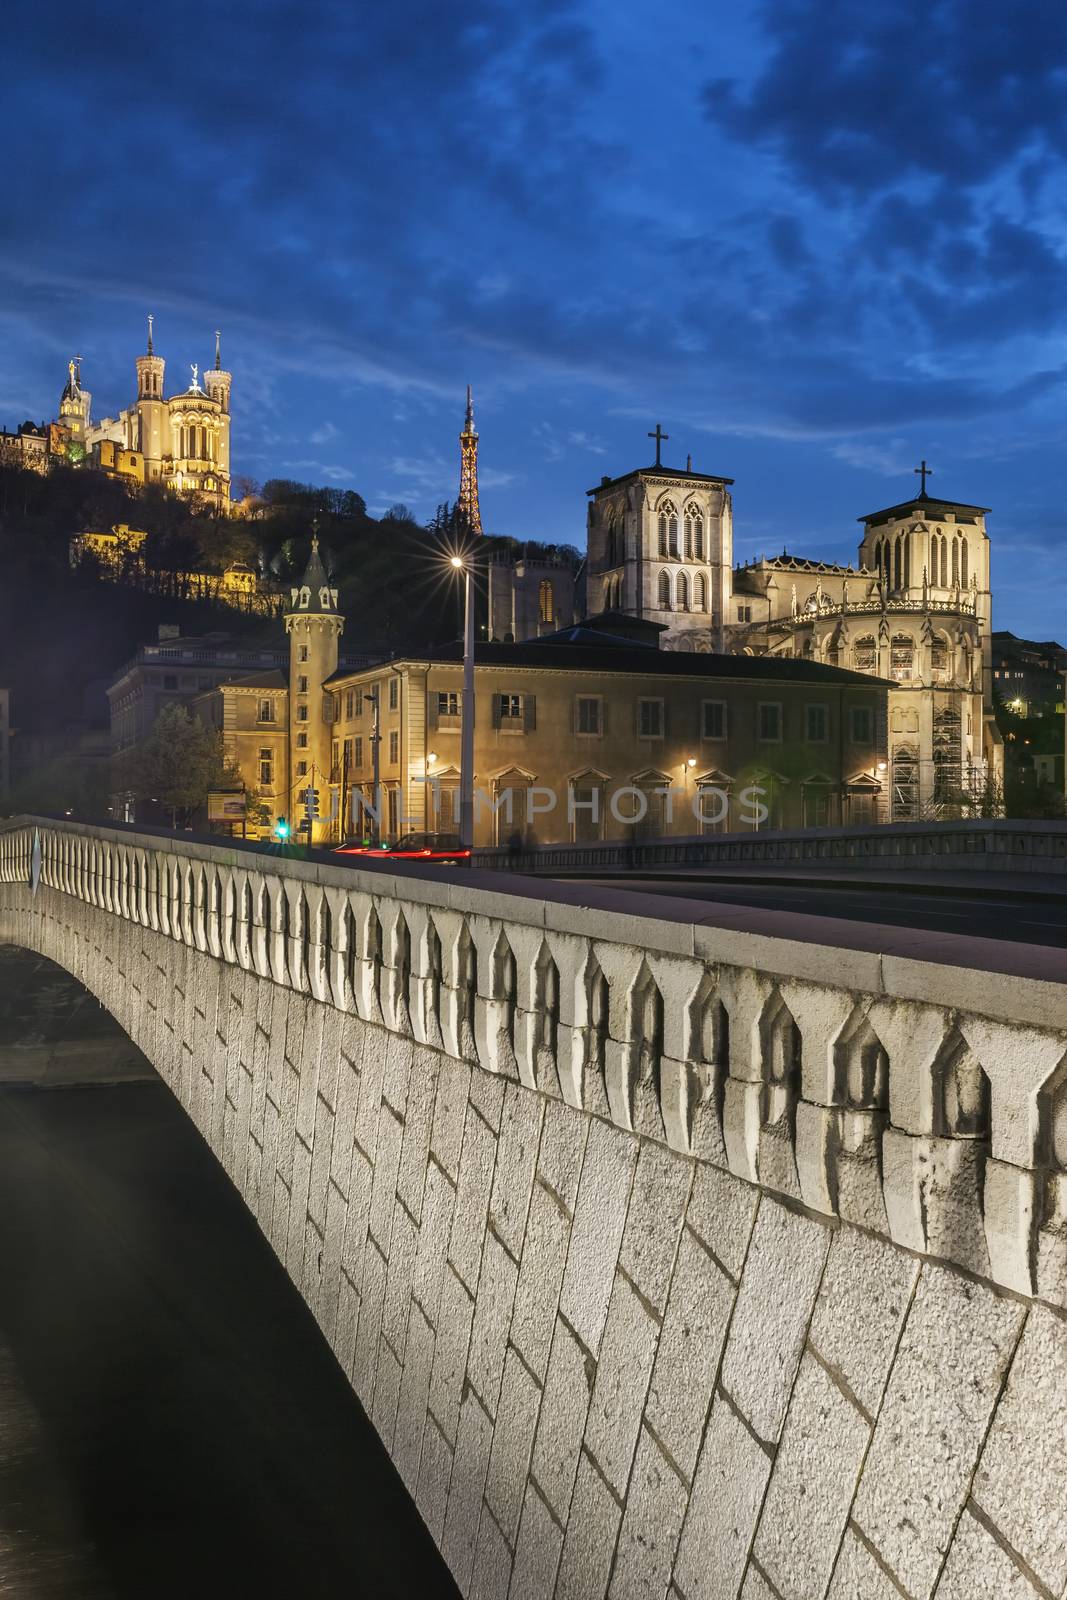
1 817 1065 1307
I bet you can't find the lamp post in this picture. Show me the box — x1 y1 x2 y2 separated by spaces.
451 555 475 853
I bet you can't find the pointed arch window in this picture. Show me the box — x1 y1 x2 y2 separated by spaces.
677 571 689 611
657 569 672 610
951 536 959 586
854 635 877 672
960 539 968 587
684 505 704 560
658 500 678 558
538 580 554 623
693 572 707 611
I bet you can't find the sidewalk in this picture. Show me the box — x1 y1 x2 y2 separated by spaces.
568 864 1067 901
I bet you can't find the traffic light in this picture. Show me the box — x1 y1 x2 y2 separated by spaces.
273 816 290 841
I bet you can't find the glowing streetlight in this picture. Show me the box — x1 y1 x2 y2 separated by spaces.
451 554 475 853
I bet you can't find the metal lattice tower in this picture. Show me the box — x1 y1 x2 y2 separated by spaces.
457 385 483 537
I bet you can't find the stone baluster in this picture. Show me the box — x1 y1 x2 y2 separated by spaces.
403 902 442 1049
430 908 476 1063
304 883 331 1005
467 914 519 1079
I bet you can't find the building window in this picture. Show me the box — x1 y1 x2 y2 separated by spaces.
854 636 877 672
850 706 874 744
658 569 672 609
296 732 308 748
497 693 523 723
437 691 460 717
257 699 274 723
702 701 727 741
298 645 309 663
758 702 782 742
344 690 354 718
538 581 554 624
890 635 914 681
259 748 273 785
162 674 178 691
389 729 399 763
387 787 400 838
296 760 308 777
297 675 308 694
805 704 829 743
576 696 602 735
677 571 689 611
296 704 308 722
354 736 363 767
737 605 752 623
637 699 664 738
389 676 399 710
657 500 679 557
693 572 707 611
684 507 704 560
803 783 832 828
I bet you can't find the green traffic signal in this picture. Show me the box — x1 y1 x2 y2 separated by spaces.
274 816 290 840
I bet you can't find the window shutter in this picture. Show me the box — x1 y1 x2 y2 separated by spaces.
661 701 669 738
524 694 537 732
492 694 502 729
600 698 608 736
427 691 438 731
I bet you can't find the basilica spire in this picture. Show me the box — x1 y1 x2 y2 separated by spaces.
457 384 483 537
214 329 222 370
147 312 154 355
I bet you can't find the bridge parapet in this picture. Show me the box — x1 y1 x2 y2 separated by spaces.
2 817 1065 1307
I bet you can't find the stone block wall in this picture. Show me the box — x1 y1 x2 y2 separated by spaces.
2 819 1066 1599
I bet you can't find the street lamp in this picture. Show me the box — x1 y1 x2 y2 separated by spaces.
451 555 475 852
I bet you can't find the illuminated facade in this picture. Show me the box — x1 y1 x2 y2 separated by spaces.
46 321 232 508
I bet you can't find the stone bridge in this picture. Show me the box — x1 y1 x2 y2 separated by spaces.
1 817 1066 1600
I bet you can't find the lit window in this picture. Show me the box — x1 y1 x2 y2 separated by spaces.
538 580 554 623
389 677 399 710
758 703 782 742
437 691 460 717
498 694 522 721
259 748 272 784
576 696 601 734
389 729 399 762
257 699 274 723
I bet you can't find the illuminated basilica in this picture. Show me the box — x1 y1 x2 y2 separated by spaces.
56 317 232 509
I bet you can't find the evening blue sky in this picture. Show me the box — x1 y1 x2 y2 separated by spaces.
2 0 1066 635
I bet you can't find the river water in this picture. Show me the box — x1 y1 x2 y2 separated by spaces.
0 1061 457 1597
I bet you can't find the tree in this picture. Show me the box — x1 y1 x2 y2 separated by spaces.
114 704 241 828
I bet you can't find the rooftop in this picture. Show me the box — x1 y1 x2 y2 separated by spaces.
329 639 888 689
857 493 991 527
588 463 734 496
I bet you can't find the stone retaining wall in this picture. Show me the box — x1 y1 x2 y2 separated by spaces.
1 818 1066 1599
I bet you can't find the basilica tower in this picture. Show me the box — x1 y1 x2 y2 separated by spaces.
135 314 167 480
202 330 232 490
285 532 343 844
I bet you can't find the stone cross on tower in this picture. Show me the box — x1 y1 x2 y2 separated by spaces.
647 423 669 467
914 459 933 496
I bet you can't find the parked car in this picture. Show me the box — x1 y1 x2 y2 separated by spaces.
334 831 470 864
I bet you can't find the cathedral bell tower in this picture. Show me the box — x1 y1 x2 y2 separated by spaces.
135 313 167 480
284 530 343 844
202 329 233 492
